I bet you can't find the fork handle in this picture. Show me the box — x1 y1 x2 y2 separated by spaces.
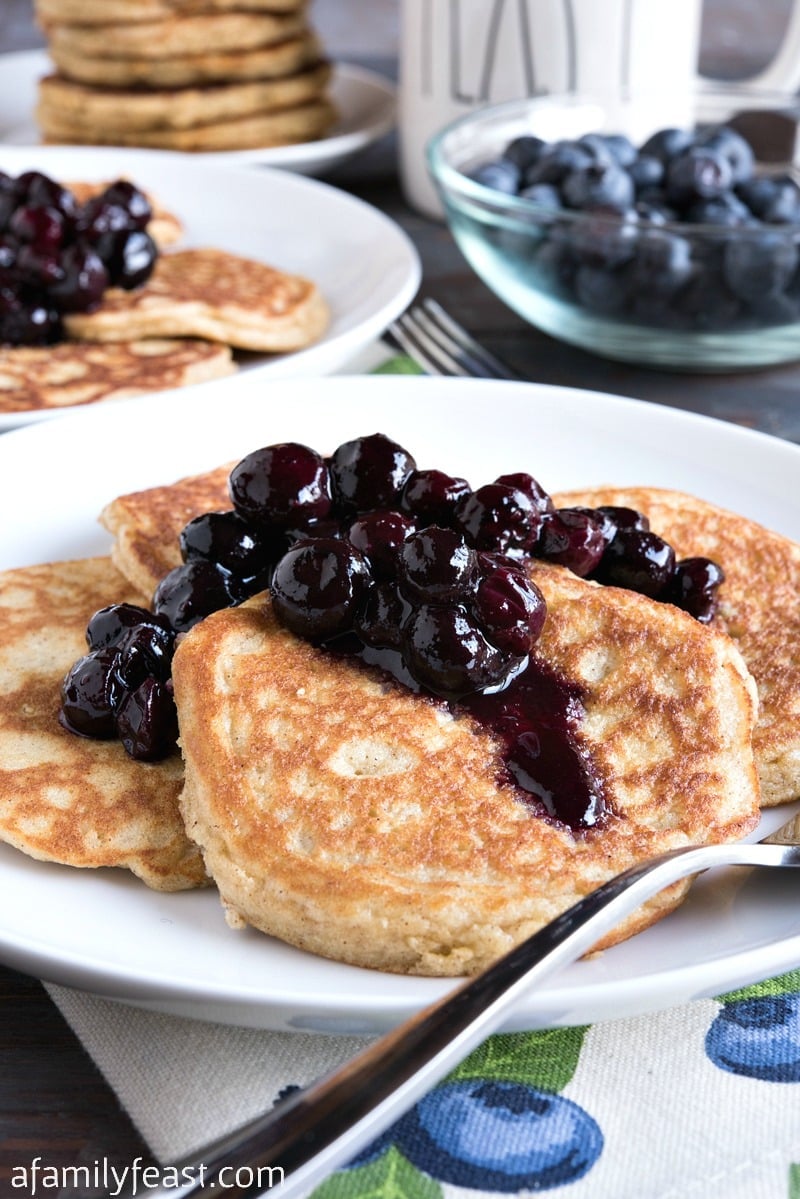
117 841 799 1199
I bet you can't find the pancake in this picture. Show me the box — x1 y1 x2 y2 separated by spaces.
554 486 800 807
44 32 323 88
0 339 236 414
171 566 760 976
100 463 232 597
40 96 337 153
0 557 206 890
36 0 306 21
64 248 329 352
44 11 307 60
38 64 331 134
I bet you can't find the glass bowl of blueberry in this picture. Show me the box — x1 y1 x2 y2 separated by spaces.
427 88 800 370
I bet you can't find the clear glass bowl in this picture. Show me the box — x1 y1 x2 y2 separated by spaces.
427 89 800 371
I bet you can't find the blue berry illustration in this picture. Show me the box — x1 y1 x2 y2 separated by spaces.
393 1079 603 1192
705 994 800 1081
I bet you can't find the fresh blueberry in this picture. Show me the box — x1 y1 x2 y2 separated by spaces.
470 159 521 195
639 127 695 163
627 230 694 297
705 995 800 1081
395 1080 603 1192
518 182 562 212
737 175 800 224
666 148 733 206
686 192 753 227
562 162 635 212
524 141 594 186
697 125 755 184
600 133 638 167
723 232 798 302
574 264 629 313
570 207 638 268
503 134 547 173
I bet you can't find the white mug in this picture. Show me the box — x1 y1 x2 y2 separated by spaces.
399 0 800 217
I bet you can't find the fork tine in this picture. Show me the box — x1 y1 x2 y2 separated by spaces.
387 312 473 377
421 298 519 380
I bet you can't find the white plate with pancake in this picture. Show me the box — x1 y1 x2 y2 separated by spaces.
0 50 396 175
1 373 799 1033
0 143 420 430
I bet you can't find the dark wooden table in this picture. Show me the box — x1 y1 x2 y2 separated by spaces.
2 1 800 1193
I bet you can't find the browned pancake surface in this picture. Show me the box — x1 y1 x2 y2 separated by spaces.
172 568 759 975
0 557 206 890
555 486 800 806
64 249 329 353
0 339 235 413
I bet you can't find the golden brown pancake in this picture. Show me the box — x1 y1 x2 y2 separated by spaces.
0 339 236 414
36 0 306 21
40 96 337 153
554 486 800 807
64 248 329 352
44 32 323 88
100 463 232 597
44 11 307 60
172 568 759 976
0 557 206 890
38 64 332 134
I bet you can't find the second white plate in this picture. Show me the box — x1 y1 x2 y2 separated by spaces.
0 144 420 429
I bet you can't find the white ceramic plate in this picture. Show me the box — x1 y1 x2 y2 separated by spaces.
0 144 420 430
1 374 798 1034
0 50 396 175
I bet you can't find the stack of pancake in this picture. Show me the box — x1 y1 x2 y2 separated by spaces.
33 0 337 152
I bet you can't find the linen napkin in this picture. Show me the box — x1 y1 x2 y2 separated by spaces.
41 346 800 1197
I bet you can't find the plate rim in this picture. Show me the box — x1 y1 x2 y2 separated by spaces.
1 373 799 1033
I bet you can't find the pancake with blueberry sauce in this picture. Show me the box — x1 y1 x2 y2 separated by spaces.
554 485 800 808
0 557 206 889
98 433 755 976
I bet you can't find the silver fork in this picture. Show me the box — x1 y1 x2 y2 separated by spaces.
133 810 800 1199
385 297 520 379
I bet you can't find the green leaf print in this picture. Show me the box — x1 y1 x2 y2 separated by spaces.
718 968 800 1005
311 1146 441 1199
372 355 425 376
788 1162 800 1199
447 1027 590 1092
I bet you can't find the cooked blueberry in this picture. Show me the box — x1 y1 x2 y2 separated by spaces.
112 623 173 693
348 509 415 579
639 127 694 163
454 482 540 555
723 233 797 301
401 604 507 698
664 556 724 622
116 677 178 762
666 148 733 205
103 228 158 289
99 180 152 230
470 159 521 194
473 565 547 654
0 294 61 345
59 647 121 738
596 505 650 534
49 243 108 313
9 204 64 254
15 171 78 220
562 162 634 212
494 471 553 514
596 527 676 596
153 560 237 632
355 581 407 649
400 468 471 526
398 526 477 603
329 433 416 514
270 538 369 639
507 726 606 828
537 508 607 576
86 602 171 651
396 1080 603 1192
230 442 331 528
180 509 270 581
